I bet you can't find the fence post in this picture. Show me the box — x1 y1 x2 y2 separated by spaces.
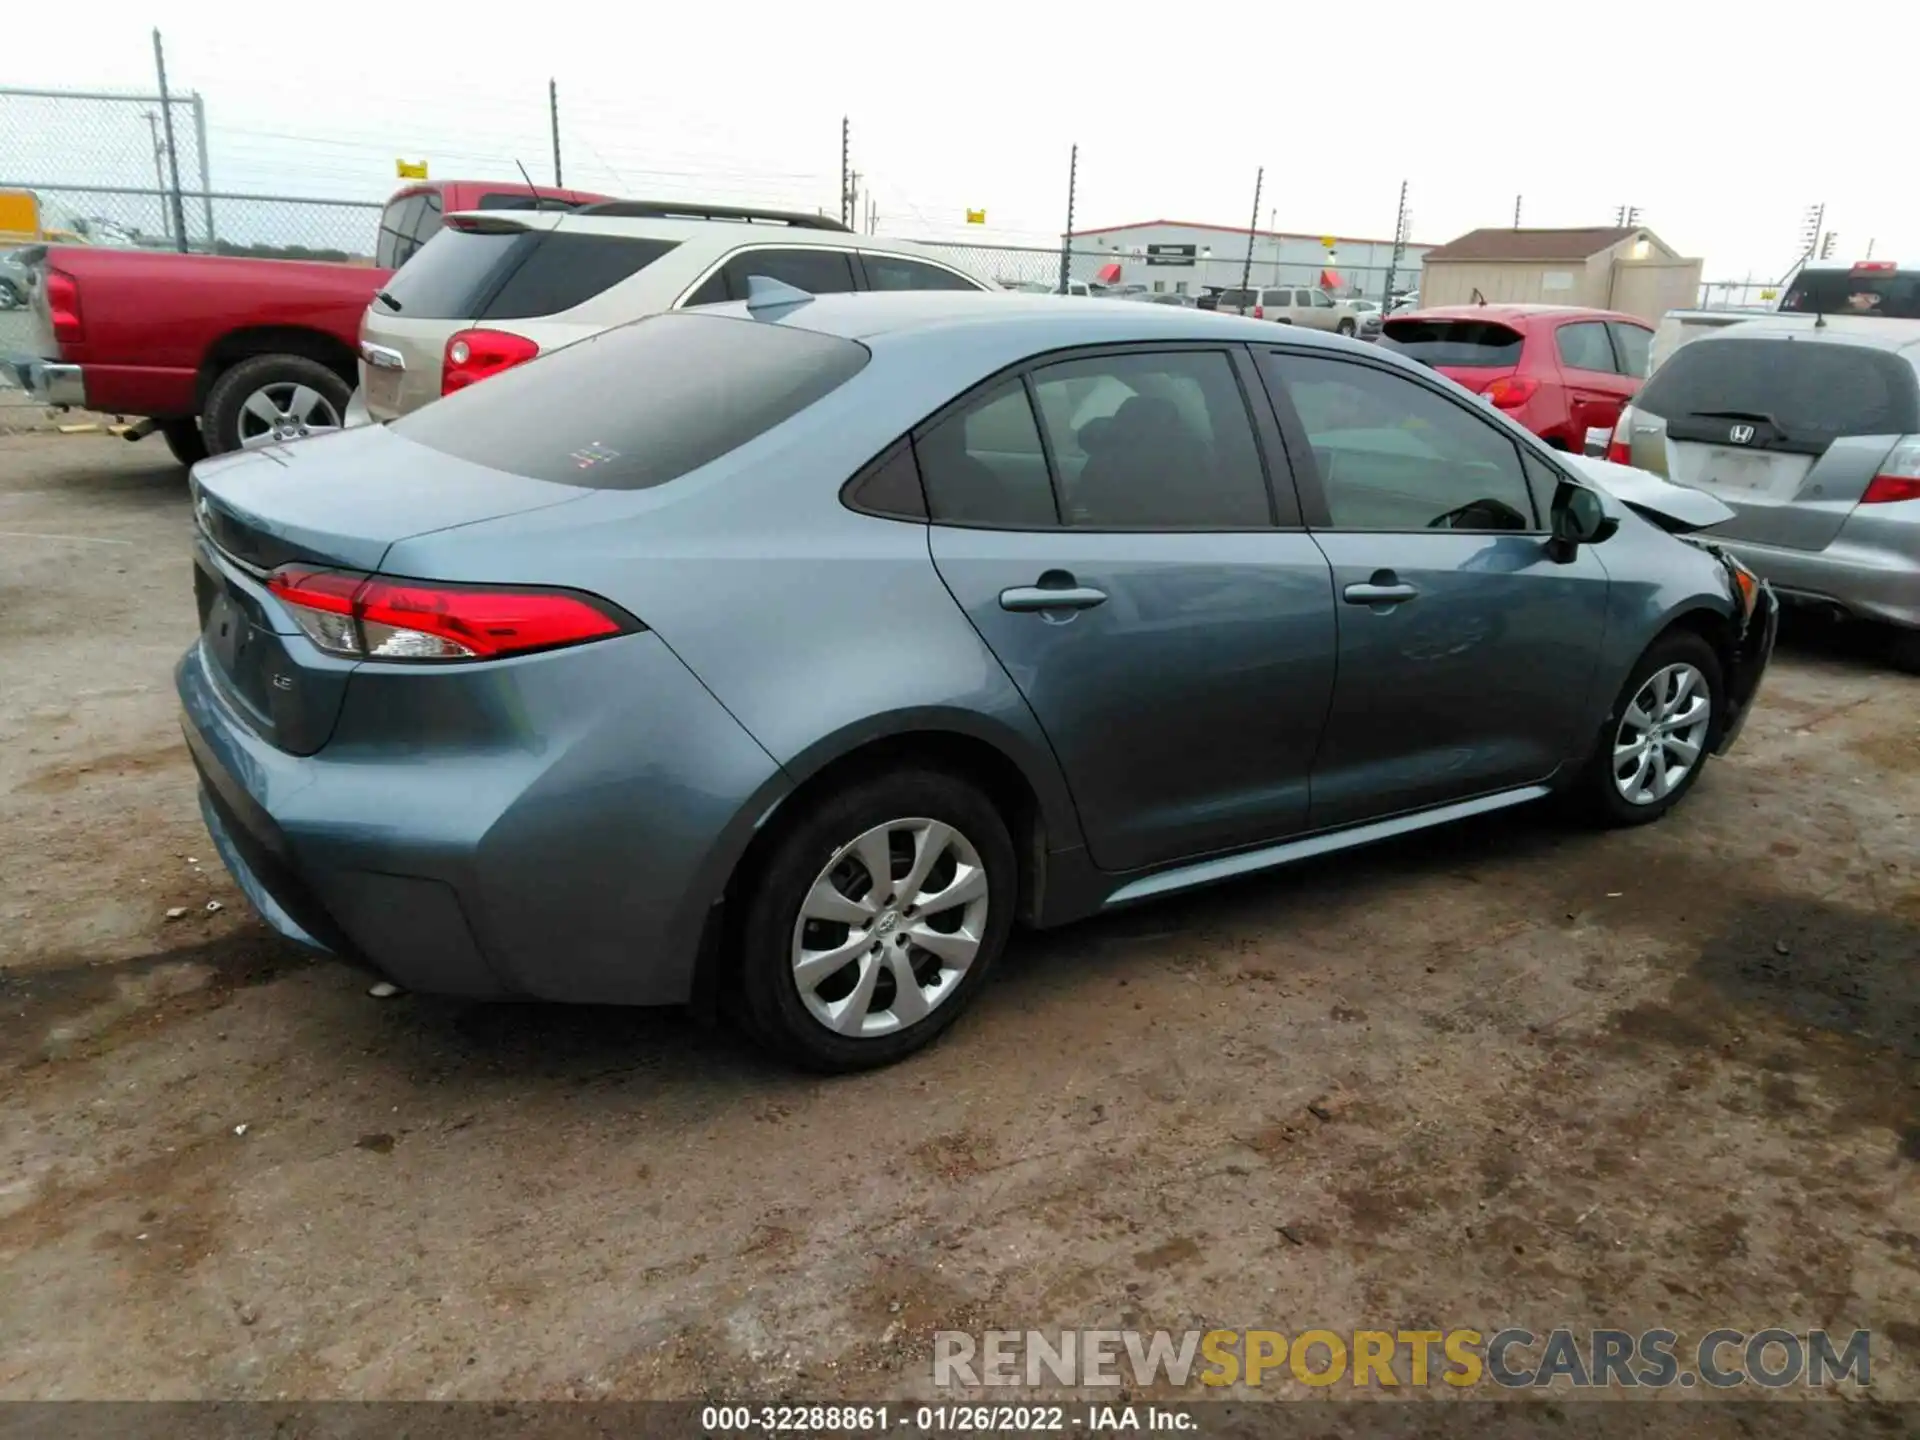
151 29 189 253
1058 143 1078 296
192 93 214 250
1239 167 1263 294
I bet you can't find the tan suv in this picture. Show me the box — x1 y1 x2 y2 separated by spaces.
357 201 995 421
1254 285 1361 335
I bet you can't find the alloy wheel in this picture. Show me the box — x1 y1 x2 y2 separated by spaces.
236 382 343 449
1613 662 1712 805
790 817 989 1038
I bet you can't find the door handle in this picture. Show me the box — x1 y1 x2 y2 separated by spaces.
1343 581 1418 605
1000 571 1108 612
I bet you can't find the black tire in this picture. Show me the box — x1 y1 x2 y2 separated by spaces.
201 354 351 457
1336 318 1357 336
160 418 208 467
0 278 21 311
737 767 1016 1072
1575 630 1724 827
1887 627 1920 675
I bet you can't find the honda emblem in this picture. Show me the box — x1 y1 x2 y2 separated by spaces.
1728 424 1755 445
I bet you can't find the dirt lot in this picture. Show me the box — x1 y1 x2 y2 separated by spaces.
0 431 1915 1405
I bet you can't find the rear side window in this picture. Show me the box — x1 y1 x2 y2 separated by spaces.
392 313 870 489
1217 289 1254 309
685 248 859 306
862 254 982 292
1379 319 1525 368
1633 337 1920 446
1610 322 1652 379
916 381 1057 528
375 227 531 317
1556 321 1616 373
481 234 678 319
1780 268 1920 319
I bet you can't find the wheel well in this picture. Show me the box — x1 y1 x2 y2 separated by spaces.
197 327 358 406
752 731 1048 926
1657 607 1738 734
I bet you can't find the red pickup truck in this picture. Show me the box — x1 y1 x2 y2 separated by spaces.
6 179 608 463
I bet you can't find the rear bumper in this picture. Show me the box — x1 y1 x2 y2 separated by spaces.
1712 524 1920 629
3 354 84 407
175 625 788 1006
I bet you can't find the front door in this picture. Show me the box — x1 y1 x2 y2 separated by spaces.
1260 349 1612 830
921 346 1338 873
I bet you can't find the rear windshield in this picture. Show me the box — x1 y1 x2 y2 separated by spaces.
1779 268 1920 319
374 227 677 321
391 312 870 489
1635 336 1920 441
1379 319 1525 368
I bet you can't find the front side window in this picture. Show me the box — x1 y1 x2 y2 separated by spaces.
1029 351 1271 529
1556 321 1617 374
1311 290 1335 308
1265 353 1537 532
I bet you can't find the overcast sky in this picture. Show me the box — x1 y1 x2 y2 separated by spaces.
11 0 1914 280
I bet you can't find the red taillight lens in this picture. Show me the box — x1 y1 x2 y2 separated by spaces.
1605 434 1631 465
1862 439 1920 504
441 328 539 395
1852 260 1896 274
268 566 631 661
1484 375 1539 410
46 267 82 346
1863 475 1920 505
1253 305 1264 320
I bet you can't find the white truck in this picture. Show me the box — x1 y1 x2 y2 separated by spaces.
1650 259 1920 371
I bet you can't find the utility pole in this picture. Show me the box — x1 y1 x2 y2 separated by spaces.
549 79 563 187
151 28 189 253
1240 167 1263 294
1058 143 1078 296
1513 194 1522 228
1614 203 1642 228
1382 178 1410 309
840 117 852 229
141 110 171 244
191 94 214 249
1799 202 1825 260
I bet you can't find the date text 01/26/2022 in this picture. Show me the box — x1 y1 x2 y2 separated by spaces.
699 1405 1195 1432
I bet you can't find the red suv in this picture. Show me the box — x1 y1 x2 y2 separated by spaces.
1378 304 1654 452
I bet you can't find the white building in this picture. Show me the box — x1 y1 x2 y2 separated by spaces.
1064 219 1431 302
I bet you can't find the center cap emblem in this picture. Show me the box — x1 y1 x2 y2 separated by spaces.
876 910 900 935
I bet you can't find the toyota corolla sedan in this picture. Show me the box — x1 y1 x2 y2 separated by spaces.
178 290 1776 1072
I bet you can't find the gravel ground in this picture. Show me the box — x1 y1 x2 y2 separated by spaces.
0 432 1915 1405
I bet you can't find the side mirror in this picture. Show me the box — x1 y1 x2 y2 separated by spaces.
1548 482 1618 561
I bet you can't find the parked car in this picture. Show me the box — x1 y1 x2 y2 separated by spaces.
1254 285 1362 335
1205 286 1258 316
1380 304 1654 453
180 290 1774 1071
1388 290 1420 311
1651 260 1920 376
357 201 997 421
1607 321 1920 669
2 179 612 463
0 248 27 310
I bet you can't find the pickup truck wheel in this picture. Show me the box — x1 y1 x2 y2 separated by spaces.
0 279 21 311
1336 318 1356 336
202 355 350 456
160 419 208 467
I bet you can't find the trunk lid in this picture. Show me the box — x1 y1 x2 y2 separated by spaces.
1626 331 1919 551
189 426 597 753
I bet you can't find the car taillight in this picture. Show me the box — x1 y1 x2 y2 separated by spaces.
1253 305 1264 320
46 267 82 345
441 328 539 395
1851 260 1897 274
1484 375 1539 410
268 566 633 662
1862 439 1920 504
1605 405 1635 464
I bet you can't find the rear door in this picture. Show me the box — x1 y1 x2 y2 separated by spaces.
1378 316 1526 395
1627 335 1920 551
922 344 1338 872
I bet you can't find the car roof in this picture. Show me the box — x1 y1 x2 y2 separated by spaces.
692 289 1372 349
449 208 884 248
1696 317 1920 357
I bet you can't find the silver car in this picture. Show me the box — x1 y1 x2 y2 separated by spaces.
1612 322 1920 669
